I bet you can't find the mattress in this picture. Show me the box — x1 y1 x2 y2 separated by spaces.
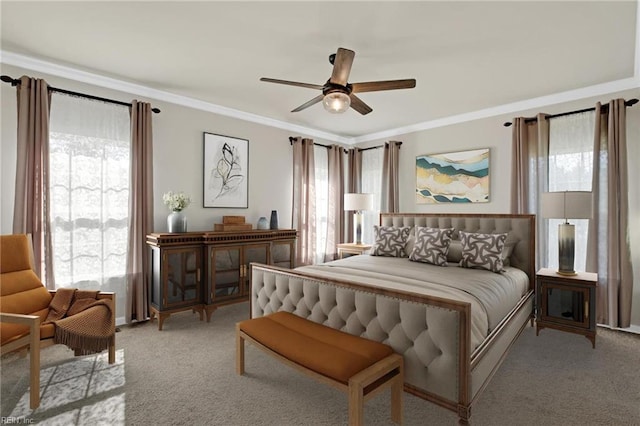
296 255 529 351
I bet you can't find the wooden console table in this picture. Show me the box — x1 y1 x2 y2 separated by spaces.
147 229 297 330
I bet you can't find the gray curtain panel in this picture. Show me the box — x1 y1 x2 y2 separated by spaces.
587 99 634 327
13 75 55 287
291 137 316 266
381 141 401 213
510 114 549 271
126 100 154 323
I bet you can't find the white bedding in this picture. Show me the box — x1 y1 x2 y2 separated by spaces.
296 255 529 351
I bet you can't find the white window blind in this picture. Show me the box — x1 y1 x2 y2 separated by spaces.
48 93 130 317
361 148 383 245
314 146 329 264
547 111 595 272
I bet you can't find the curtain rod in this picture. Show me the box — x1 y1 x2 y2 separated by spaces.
1 75 161 113
503 98 637 127
288 137 402 152
288 137 347 152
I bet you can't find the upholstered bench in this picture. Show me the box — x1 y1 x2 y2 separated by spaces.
236 311 404 425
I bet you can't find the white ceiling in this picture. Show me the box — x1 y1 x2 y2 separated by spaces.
1 1 638 143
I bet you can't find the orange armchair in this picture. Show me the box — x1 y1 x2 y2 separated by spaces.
0 234 116 409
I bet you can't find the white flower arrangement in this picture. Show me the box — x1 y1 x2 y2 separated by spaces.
163 191 191 212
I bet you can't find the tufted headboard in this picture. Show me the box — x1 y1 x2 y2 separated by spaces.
379 213 536 288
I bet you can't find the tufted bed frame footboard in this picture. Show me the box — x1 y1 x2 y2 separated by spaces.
250 213 535 424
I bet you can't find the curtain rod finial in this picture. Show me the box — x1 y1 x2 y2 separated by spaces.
1 75 19 86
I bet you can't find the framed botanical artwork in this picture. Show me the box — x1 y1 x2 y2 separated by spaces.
416 148 489 204
203 132 249 208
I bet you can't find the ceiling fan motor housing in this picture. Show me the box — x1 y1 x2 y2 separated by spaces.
322 81 352 96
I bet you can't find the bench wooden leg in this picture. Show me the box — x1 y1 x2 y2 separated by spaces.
348 381 364 426
236 325 245 375
391 362 404 424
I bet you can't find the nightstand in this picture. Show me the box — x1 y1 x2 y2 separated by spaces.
536 268 598 348
337 243 372 259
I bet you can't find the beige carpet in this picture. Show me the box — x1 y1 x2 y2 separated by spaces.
2 301 639 425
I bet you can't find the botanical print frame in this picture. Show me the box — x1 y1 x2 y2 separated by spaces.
203 132 249 208
416 148 489 204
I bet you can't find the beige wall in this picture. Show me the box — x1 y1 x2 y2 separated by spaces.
2 62 638 328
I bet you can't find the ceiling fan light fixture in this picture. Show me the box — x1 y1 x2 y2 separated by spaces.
322 92 350 114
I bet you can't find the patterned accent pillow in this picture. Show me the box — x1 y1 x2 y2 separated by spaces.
409 227 454 266
371 226 411 257
451 238 516 264
459 231 508 273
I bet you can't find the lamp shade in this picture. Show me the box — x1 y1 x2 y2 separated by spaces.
344 193 373 211
541 191 592 220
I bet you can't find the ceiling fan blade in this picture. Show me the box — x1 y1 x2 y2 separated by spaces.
260 77 324 90
329 48 355 86
291 94 324 113
351 79 416 93
349 94 373 115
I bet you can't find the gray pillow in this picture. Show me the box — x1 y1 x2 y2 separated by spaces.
405 234 416 255
502 240 516 267
371 226 411 257
409 227 454 266
447 240 463 263
459 231 508 273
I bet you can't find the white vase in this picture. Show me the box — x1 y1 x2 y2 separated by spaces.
257 217 269 230
167 211 187 233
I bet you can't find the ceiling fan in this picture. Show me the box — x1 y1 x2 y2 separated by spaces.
260 48 416 115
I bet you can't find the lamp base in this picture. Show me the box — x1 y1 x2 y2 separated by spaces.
555 270 578 277
557 222 576 276
353 212 363 245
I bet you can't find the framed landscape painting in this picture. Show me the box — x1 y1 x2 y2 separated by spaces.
416 148 489 204
203 132 249 208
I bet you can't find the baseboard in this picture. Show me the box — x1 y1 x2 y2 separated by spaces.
597 323 640 335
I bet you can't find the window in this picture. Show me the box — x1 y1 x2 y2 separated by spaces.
49 93 130 318
312 145 383 262
547 111 595 271
314 146 329 264
361 148 383 245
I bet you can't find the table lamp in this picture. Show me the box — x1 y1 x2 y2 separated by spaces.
541 191 592 276
344 193 373 244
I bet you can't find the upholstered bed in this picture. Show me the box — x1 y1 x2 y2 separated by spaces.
250 213 535 424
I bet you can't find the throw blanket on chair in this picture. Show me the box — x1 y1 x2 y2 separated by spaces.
45 289 115 355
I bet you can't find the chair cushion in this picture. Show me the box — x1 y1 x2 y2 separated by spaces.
1 269 52 345
0 234 33 273
1 270 52 313
0 323 54 346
